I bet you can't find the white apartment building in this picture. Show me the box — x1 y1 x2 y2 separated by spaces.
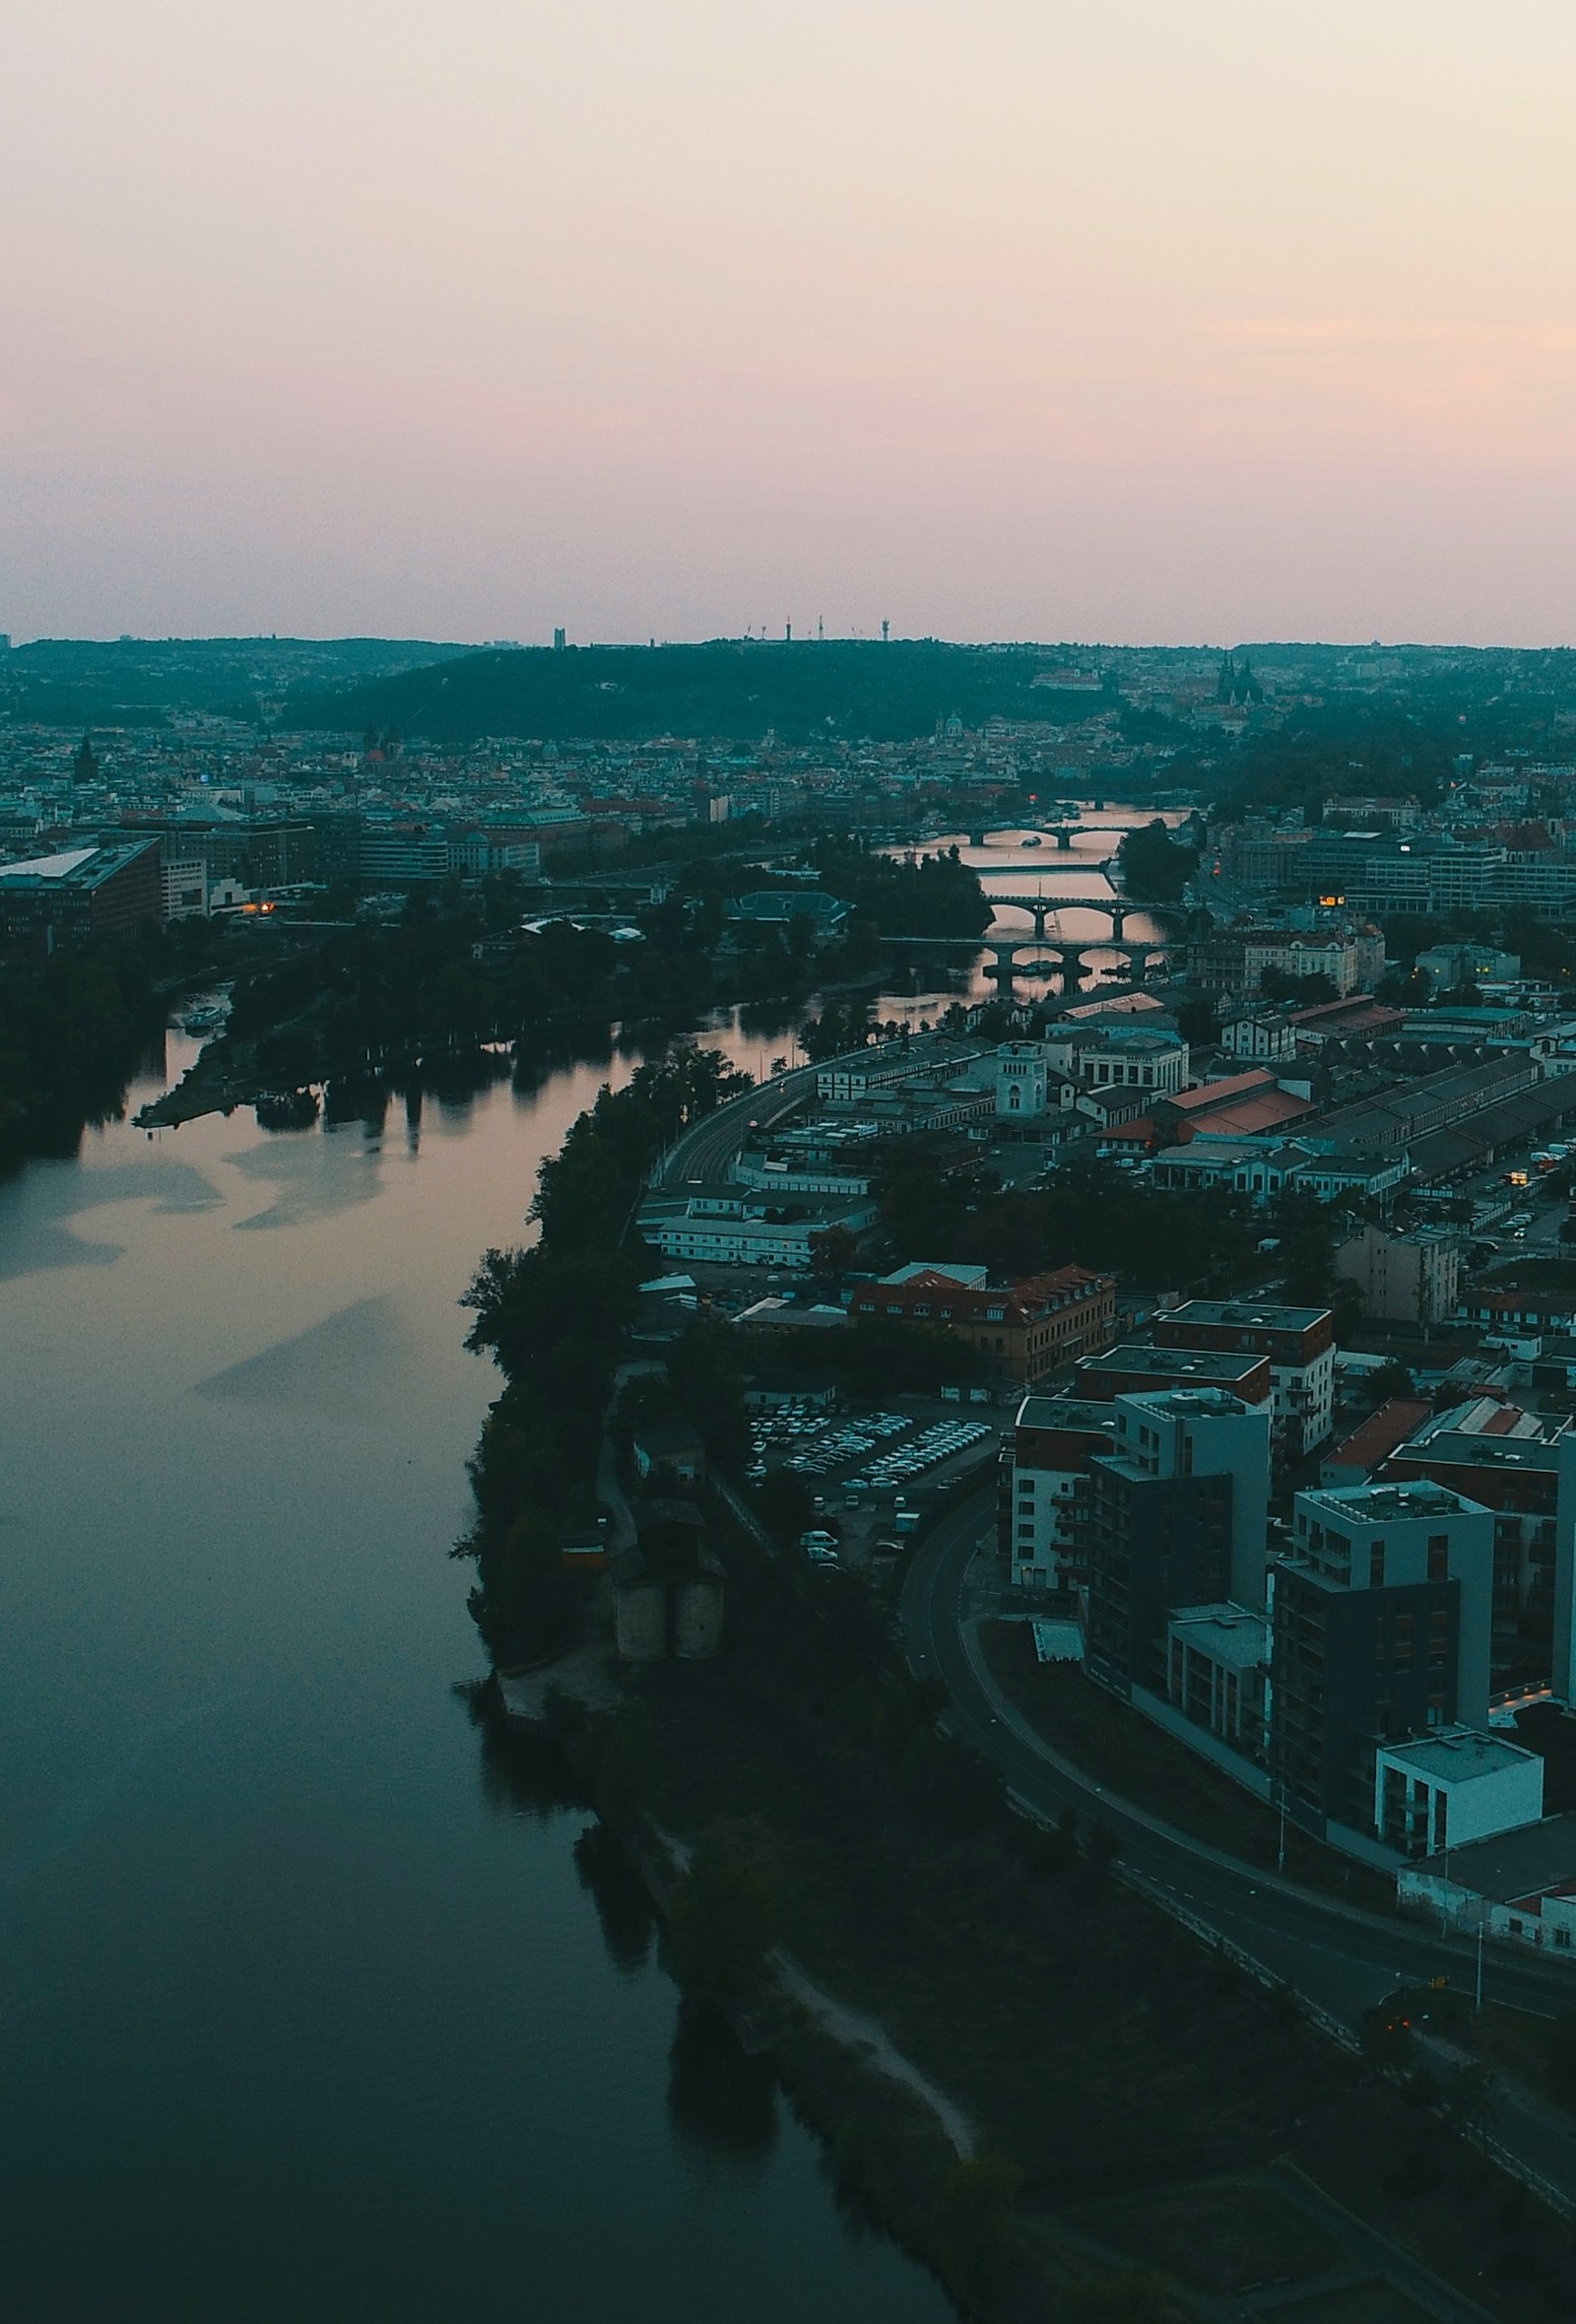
1008 1394 1118 1587
1374 1728 1543 1858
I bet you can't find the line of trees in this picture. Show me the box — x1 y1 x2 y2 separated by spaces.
457 1044 751 1662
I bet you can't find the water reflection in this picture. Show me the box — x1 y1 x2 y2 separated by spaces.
573 1821 657 1975
459 1679 588 1826
668 2001 781 2165
0 1017 958 2323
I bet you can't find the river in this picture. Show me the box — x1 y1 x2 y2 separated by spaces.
0 1029 953 2322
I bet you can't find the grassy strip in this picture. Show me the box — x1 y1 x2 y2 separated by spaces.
981 1620 1395 1912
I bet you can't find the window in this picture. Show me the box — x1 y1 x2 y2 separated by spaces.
1428 1533 1449 1582
1368 1541 1386 1588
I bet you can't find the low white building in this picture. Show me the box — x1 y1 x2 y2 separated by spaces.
1039 1020 1189 1098
638 1193 878 1270
1374 1727 1543 1857
1218 1009 1298 1064
1165 1602 1271 1763
1396 1813 1576 1953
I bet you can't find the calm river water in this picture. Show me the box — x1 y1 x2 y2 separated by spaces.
0 1029 953 2321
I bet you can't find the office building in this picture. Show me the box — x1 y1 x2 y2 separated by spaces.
0 839 162 953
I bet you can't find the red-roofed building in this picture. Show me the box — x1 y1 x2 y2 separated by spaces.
1320 1399 1434 1488
1152 1070 1315 1145
851 1263 1117 1384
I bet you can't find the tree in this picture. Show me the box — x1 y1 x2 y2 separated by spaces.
754 1467 816 1545
1547 2007 1576 2103
932 2157 1025 2314
1266 1186 1341 1305
1060 2272 1174 2324
1173 994 1218 1050
1116 820 1198 903
1258 966 1339 1006
1368 1359 1416 1405
479 1511 577 1661
809 1224 859 1284
667 1321 752 1478
666 1836 780 2003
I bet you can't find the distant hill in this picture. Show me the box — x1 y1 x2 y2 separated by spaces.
0 635 474 729
285 639 1120 746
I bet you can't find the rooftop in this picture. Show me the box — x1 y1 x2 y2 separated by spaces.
1157 1298 1333 1331
1321 1398 1434 1477
1378 1727 1537 1786
1167 1602 1271 1670
1300 1480 1479 1522
1017 1394 1117 1434
1419 1813 1576 1904
1077 1343 1268 1384
1117 1387 1258 1422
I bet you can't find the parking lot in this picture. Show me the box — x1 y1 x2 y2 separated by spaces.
747 1389 1006 1567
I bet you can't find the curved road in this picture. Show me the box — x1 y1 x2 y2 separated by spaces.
903 1490 1576 2030
652 1059 821 1190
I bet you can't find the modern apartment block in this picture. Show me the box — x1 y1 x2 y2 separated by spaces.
1005 1394 1118 1588
1383 1398 1576 1697
1085 1388 1273 1694
1272 1482 1494 1844
1074 1341 1274 1410
1151 1299 1336 1460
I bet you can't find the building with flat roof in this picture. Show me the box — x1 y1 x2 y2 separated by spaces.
1395 1813 1576 1950
1336 1223 1462 1327
0 839 162 952
1074 1341 1273 1409
1086 1388 1273 1696
1006 1394 1118 1588
1384 1398 1576 1697
1273 1482 1494 1846
1165 1602 1272 1769
1374 1727 1543 1859
1151 1298 1336 1458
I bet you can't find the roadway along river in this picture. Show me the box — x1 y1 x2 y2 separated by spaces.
903 1492 1576 2209
0 1029 952 2324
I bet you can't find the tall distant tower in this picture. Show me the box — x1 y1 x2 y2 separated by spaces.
553 627 566 651
882 619 890 642
73 734 98 785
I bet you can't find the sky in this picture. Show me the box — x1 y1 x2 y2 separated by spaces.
3 1 1575 647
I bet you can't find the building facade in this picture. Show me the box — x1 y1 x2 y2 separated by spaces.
1150 1299 1336 1459
1272 1482 1494 1842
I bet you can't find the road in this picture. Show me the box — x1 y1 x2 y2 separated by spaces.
652 1059 821 1189
902 1488 1576 2205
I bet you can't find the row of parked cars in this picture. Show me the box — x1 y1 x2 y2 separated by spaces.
846 1418 993 1493
746 1405 913 1485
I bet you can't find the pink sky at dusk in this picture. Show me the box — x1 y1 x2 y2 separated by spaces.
4 0 1575 646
